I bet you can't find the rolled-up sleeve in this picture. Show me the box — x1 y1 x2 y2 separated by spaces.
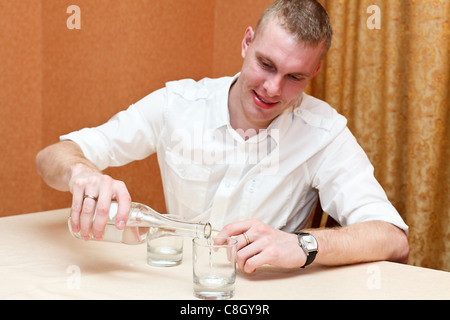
310 127 409 234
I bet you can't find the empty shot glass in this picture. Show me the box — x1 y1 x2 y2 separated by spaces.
192 237 238 300
147 236 184 267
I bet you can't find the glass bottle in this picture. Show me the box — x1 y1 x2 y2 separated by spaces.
68 202 213 245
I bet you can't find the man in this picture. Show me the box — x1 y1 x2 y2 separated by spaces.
36 0 409 273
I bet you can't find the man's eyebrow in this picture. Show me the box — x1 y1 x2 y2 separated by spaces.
289 71 311 78
256 53 277 68
256 52 311 78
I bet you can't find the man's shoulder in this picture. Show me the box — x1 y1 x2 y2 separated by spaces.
293 94 347 131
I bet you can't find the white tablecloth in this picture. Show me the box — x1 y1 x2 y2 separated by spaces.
1 209 449 300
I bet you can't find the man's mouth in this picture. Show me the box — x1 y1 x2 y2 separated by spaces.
253 91 279 109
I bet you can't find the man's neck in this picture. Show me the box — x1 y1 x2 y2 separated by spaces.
227 78 269 140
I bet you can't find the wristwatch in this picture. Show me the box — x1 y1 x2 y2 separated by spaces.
294 232 318 268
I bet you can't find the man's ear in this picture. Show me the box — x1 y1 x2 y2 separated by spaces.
311 62 322 79
241 27 254 58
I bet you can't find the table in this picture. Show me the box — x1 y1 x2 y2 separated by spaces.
1 208 449 300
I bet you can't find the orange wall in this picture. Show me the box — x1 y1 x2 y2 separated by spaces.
1 0 272 217
212 0 273 77
0 1 43 217
39 0 216 214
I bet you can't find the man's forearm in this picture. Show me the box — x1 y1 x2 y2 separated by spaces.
309 220 409 266
35 141 100 192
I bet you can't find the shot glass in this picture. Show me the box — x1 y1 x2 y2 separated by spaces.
192 237 238 300
147 236 184 267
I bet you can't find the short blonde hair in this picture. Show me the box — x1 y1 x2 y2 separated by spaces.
255 0 333 56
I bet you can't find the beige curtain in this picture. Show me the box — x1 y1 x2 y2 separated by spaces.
308 0 449 271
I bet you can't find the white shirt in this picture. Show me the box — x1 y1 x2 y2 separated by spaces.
61 75 408 233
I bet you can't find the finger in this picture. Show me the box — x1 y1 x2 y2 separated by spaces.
242 231 251 247
229 232 252 251
91 197 112 241
80 190 98 240
217 219 261 239
243 252 266 273
90 176 114 240
112 180 131 230
213 236 228 245
236 240 264 272
70 178 86 233
241 236 306 272
215 228 249 249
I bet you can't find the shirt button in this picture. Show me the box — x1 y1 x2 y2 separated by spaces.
248 180 256 192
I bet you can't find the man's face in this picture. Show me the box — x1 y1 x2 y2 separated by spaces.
229 19 324 132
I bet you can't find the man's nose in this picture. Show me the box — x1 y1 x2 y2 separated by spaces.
263 75 282 97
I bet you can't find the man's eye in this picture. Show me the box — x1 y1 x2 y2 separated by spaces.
259 60 272 69
289 75 304 81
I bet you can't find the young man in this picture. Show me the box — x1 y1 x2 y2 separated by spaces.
36 0 409 272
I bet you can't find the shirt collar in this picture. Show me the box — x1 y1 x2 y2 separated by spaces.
263 93 304 145
211 73 240 131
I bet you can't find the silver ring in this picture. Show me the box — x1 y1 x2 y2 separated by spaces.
83 194 98 202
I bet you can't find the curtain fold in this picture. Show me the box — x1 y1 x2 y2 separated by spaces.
309 0 449 271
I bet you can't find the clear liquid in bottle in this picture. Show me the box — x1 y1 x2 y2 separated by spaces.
68 202 213 245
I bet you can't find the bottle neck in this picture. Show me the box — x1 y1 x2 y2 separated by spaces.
129 202 213 239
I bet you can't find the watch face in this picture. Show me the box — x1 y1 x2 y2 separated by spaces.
301 235 317 251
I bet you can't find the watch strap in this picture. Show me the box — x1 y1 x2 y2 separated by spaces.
303 250 317 268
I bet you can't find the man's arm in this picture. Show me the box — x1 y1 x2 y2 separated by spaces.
35 141 131 240
35 140 99 191
218 219 409 273
308 220 409 266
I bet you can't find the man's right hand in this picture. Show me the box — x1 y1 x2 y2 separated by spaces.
36 141 132 241
68 164 132 241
